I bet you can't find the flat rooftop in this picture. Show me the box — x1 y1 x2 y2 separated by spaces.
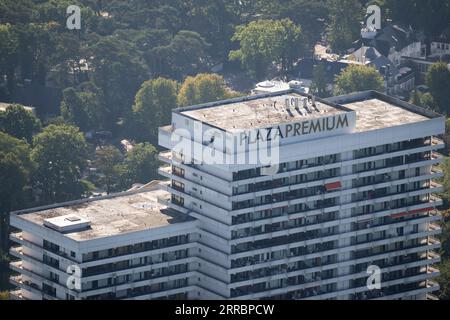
327 91 439 132
180 92 348 131
344 98 428 132
178 90 439 133
15 188 192 241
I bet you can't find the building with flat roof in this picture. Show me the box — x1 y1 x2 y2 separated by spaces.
158 89 444 300
9 182 207 300
10 89 444 300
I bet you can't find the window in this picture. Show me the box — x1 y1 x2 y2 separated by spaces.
43 254 59 268
70 251 76 258
42 283 56 297
172 180 184 191
50 272 59 283
43 240 60 253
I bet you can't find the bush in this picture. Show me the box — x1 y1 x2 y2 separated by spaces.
0 291 9 300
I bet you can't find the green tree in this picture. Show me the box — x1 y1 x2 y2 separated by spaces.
31 124 90 204
0 132 35 252
149 30 210 79
0 291 9 300
0 104 41 142
181 0 237 61
310 63 330 98
0 0 35 24
14 22 58 86
125 142 159 184
94 145 127 194
410 90 437 112
178 73 240 107
438 259 450 300
85 37 148 132
61 84 105 132
278 19 303 74
441 157 450 204
279 0 329 55
334 65 384 95
229 19 303 78
0 23 19 95
385 0 450 40
426 62 450 115
327 0 362 53
130 77 178 142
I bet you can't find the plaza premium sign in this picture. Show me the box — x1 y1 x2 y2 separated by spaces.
239 113 351 145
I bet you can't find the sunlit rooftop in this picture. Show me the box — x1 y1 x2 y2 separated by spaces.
14 187 192 241
180 92 349 132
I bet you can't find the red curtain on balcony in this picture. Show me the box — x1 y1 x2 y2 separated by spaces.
324 181 342 191
390 207 434 219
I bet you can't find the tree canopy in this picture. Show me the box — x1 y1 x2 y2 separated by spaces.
0 104 41 142
94 145 127 194
178 73 240 107
125 142 159 184
327 0 362 53
31 124 90 204
334 65 385 95
0 132 35 251
426 62 450 115
229 19 303 79
130 77 178 143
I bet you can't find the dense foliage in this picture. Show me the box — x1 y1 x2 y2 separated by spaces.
334 65 385 95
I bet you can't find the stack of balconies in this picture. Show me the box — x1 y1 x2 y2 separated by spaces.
157 136 444 299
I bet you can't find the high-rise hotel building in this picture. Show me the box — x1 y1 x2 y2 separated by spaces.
9 90 445 300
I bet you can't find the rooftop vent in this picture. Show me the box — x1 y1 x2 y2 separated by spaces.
288 80 302 89
65 216 81 222
257 81 275 88
44 214 91 233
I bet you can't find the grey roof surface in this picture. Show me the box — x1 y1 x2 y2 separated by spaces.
17 188 193 241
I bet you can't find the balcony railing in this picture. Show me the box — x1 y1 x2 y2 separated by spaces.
9 289 25 300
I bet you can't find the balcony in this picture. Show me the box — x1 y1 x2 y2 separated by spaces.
10 260 23 273
353 138 442 160
9 245 23 258
231 236 440 282
158 125 173 149
431 136 444 147
231 226 440 266
10 232 23 243
370 279 440 300
9 289 25 300
430 151 443 161
158 151 172 164
233 178 441 215
426 293 439 300
231 248 436 286
233 264 437 300
9 273 48 299
9 275 22 287
431 166 443 174
158 166 172 179
427 250 440 261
